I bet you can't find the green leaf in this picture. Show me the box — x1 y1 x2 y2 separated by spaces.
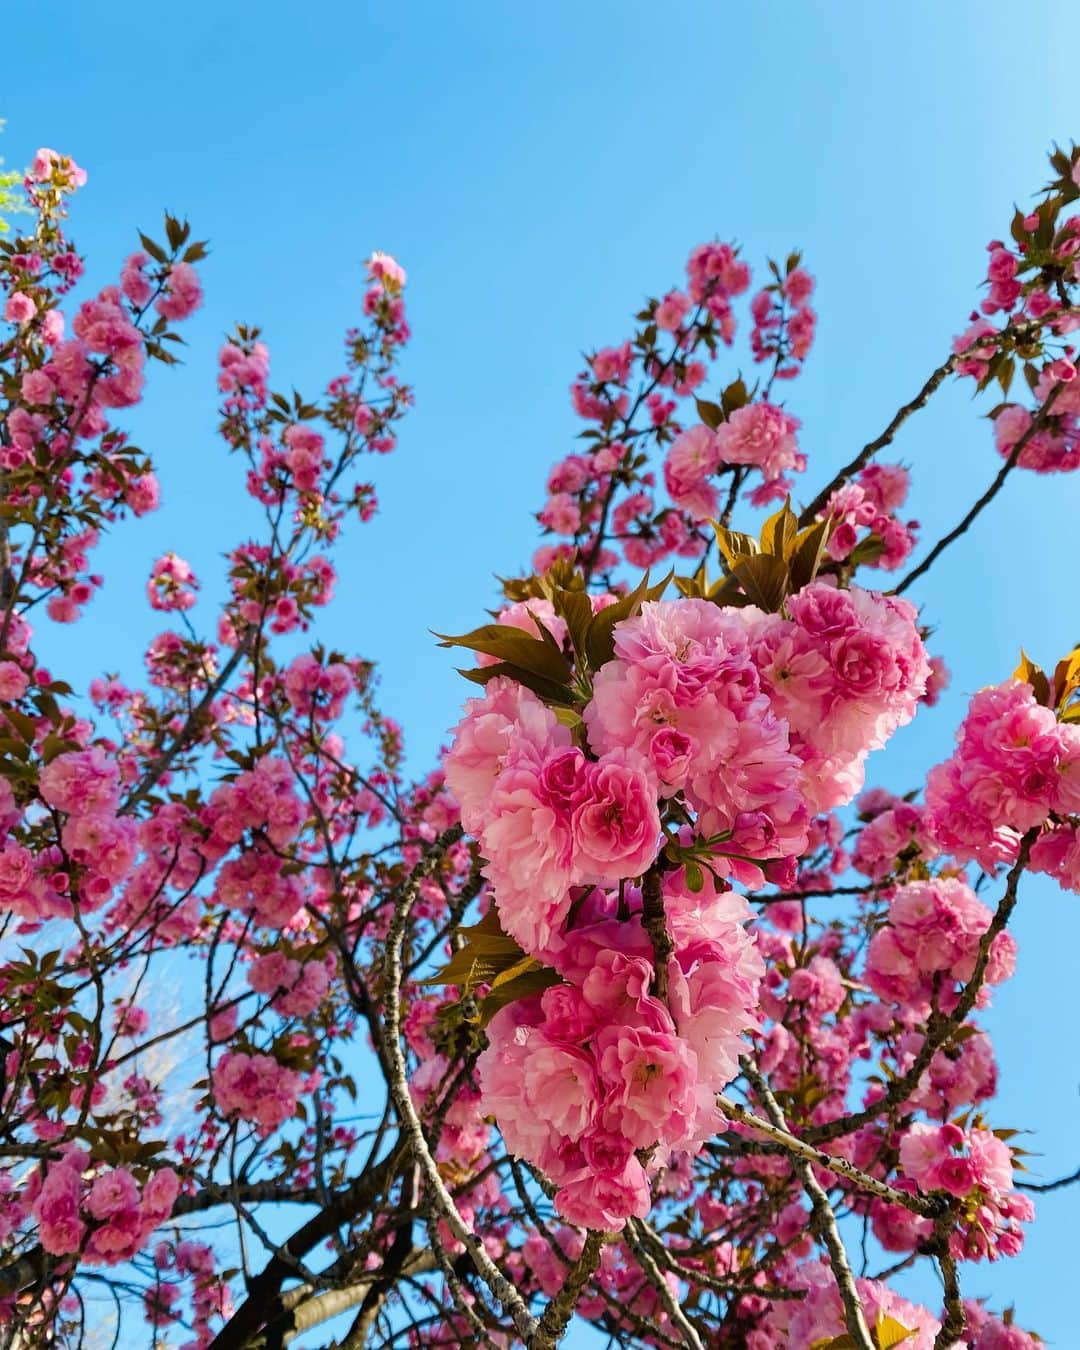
683 861 705 893
477 965 562 1025
423 908 562 1023
847 533 886 568
5 708 36 744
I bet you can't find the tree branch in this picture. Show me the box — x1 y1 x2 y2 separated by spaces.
741 1059 873 1350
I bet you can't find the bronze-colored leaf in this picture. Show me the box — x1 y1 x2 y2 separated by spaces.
1052 645 1080 709
695 398 724 430
720 376 749 416
1014 649 1051 706
732 554 789 611
555 589 594 665
460 663 577 708
712 523 759 569
788 517 833 590
435 624 572 685
759 499 798 558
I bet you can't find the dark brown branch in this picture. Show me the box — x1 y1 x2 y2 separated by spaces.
205 1149 404 1350
640 867 673 1001
1018 1164 1080 1193
799 352 961 526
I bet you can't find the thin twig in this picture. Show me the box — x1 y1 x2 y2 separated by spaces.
894 382 1064 595
806 833 1035 1145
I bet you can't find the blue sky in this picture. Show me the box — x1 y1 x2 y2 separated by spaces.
5 1 1080 1341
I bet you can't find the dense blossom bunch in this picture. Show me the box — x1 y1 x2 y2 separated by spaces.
865 877 1017 1013
31 1153 179 1264
444 575 929 1227
479 879 763 1229
926 676 1080 872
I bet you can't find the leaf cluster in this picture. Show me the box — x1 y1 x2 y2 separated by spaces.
674 500 832 611
437 568 669 707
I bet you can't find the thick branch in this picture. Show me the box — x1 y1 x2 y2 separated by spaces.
741 1060 873 1350
381 827 538 1342
279 1251 437 1346
528 1229 609 1350
206 1149 404 1350
715 1095 942 1217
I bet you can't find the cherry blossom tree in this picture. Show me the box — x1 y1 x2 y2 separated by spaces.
1 138 1079 1349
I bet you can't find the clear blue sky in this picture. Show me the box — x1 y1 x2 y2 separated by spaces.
4 2 1080 1341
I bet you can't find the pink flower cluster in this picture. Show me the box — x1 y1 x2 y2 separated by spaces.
898 1121 1032 1261
714 401 803 482
926 679 1080 872
662 402 804 521
992 395 1080 474
760 1258 939 1349
149 1239 234 1348
11 746 140 915
479 878 762 1230
248 949 332 1016
747 580 930 811
536 237 792 578
864 877 1016 1015
749 264 817 378
584 598 809 887
851 794 936 879
447 580 927 1226
282 651 356 721
445 676 659 957
30 1152 178 1264
212 1051 303 1133
823 462 919 571
147 552 199 612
